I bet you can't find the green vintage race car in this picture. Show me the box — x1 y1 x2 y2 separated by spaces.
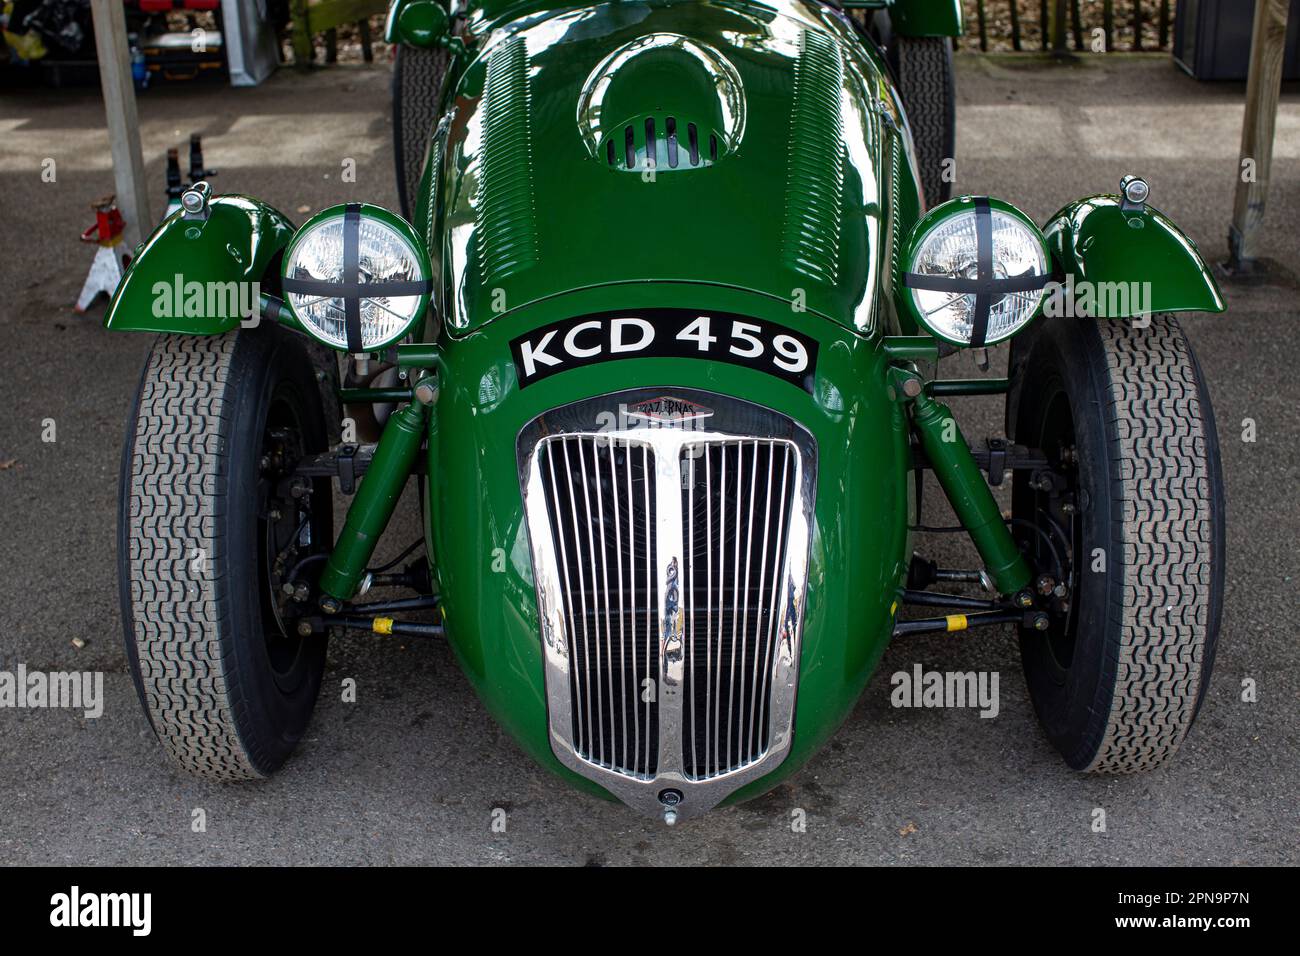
107 0 1226 822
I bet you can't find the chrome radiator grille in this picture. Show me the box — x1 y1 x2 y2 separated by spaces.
536 435 659 777
681 440 798 780
519 391 815 821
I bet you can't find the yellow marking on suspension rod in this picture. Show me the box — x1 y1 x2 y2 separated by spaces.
945 614 968 632
890 600 898 617
373 617 394 635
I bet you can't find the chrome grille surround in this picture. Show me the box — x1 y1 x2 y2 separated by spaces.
519 389 816 821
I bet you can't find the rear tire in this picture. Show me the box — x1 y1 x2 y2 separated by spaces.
393 43 449 222
1010 316 1225 772
893 36 955 208
119 329 334 779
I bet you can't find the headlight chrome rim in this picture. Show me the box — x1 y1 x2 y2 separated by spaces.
902 196 1051 348
281 203 432 353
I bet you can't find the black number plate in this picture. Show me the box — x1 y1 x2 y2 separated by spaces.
509 309 819 392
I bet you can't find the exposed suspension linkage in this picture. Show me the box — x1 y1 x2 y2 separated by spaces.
295 442 428 495
893 610 1030 637
290 592 444 640
896 558 1048 636
911 438 1049 488
333 590 444 639
881 360 1075 638
290 430 441 639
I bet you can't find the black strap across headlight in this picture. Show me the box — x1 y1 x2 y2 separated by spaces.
903 197 1049 348
342 203 361 352
280 202 433 353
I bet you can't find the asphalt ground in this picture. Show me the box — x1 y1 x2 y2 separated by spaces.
0 52 1296 865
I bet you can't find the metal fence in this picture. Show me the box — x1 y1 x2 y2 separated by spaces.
961 0 1174 52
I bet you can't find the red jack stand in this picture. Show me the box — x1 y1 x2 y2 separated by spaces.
75 195 129 313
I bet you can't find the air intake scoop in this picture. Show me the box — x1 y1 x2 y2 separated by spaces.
576 33 747 172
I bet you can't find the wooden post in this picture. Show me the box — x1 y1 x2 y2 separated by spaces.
359 19 373 63
1132 0 1144 51
1069 0 1083 51
1009 0 1023 51
89 0 150 252
1229 0 1291 269
1102 0 1114 53
291 0 314 67
976 0 988 52
1050 0 1068 53
1040 0 1049 50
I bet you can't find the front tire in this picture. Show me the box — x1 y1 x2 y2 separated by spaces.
392 43 449 222
119 329 334 779
893 36 956 208
1010 316 1225 772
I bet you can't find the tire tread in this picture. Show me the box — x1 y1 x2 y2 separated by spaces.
125 335 264 780
1086 317 1217 772
895 36 955 207
394 45 449 221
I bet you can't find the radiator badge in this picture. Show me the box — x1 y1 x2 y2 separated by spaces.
625 396 714 426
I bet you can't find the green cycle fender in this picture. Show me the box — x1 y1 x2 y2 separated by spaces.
1042 196 1226 319
384 0 450 46
103 195 296 335
848 0 962 37
384 0 413 42
891 0 962 36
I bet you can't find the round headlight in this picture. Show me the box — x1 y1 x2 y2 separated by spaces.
903 197 1050 347
281 203 432 352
